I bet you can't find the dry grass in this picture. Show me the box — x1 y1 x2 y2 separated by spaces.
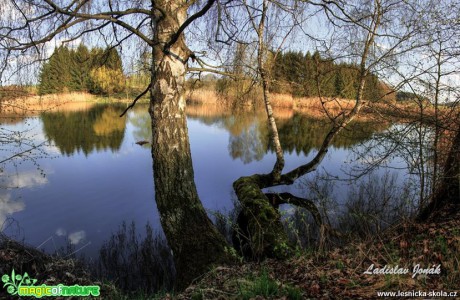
187 88 459 124
272 107 294 120
186 103 232 118
0 92 96 116
187 89 357 112
187 88 296 107
25 92 94 103
185 90 381 122
187 89 225 105
295 96 356 110
270 93 294 108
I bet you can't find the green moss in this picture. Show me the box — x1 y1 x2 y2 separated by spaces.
234 175 291 259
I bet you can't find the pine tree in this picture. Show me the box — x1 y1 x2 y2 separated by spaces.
39 44 125 95
103 48 123 71
70 44 91 91
269 49 387 100
334 70 345 98
38 60 53 95
38 46 72 94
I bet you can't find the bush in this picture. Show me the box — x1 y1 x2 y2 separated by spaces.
90 66 125 95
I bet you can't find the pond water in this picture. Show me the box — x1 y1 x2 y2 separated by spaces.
0 102 410 259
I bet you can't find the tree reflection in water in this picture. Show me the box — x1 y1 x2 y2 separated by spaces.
41 104 127 156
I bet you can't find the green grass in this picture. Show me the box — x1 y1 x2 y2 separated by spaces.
238 270 302 300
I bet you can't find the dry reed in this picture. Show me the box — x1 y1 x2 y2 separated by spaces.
0 92 96 116
270 93 294 108
187 89 224 105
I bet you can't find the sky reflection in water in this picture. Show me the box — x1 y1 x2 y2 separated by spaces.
0 103 405 258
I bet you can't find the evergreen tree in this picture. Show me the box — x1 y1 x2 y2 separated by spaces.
38 46 72 95
103 48 123 71
269 50 387 101
38 60 53 95
334 70 345 98
70 44 91 91
38 44 125 95
89 47 105 68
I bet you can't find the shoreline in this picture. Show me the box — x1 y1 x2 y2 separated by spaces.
0 92 148 116
1 89 454 123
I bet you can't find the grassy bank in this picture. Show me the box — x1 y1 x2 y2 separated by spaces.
172 204 460 300
187 87 460 125
3 87 451 122
0 90 151 116
187 88 396 122
187 87 358 110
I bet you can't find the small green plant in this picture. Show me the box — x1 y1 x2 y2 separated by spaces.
319 274 328 284
273 241 291 258
238 270 301 300
435 236 448 255
240 271 278 299
191 290 204 300
336 260 345 270
346 279 360 288
384 274 393 289
225 245 243 262
285 285 303 299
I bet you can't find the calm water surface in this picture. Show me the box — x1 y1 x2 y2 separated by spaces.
0 103 407 258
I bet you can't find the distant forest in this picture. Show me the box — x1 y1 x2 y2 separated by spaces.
38 45 407 103
270 51 394 101
211 46 396 102
38 44 125 95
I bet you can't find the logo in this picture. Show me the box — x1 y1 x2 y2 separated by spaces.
2 269 100 298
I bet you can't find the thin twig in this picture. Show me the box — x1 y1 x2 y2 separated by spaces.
0 142 46 164
119 83 151 117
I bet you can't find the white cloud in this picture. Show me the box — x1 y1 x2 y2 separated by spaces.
0 194 25 228
68 230 86 245
8 171 48 189
55 227 67 237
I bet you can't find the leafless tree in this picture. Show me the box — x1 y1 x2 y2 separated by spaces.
0 0 237 288
221 0 426 258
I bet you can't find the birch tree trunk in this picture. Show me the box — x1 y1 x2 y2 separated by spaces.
149 1 233 288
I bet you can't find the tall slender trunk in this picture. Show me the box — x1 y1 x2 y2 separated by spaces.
257 0 284 180
432 42 443 198
149 1 233 289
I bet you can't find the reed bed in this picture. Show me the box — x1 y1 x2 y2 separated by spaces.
186 89 225 105
269 93 294 108
0 92 96 116
295 96 356 110
272 107 294 120
186 103 232 118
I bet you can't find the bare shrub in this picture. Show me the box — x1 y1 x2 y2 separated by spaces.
92 221 175 294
